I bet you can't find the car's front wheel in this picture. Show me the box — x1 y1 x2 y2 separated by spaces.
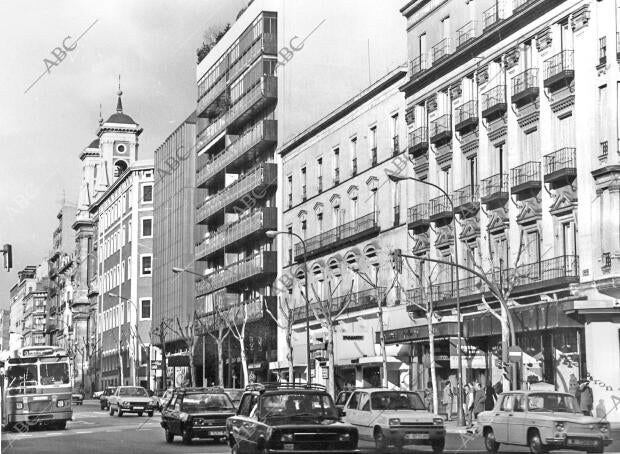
147 411 154 417
528 429 548 454
109 406 115 416
484 429 500 453
165 428 174 443
432 439 445 454
182 427 192 444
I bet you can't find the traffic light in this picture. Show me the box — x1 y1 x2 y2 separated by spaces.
2 244 12 272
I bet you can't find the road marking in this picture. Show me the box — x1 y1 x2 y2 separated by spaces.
75 430 93 434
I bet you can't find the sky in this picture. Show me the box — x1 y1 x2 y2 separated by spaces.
0 0 247 310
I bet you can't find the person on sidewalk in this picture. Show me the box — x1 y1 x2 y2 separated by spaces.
578 379 593 416
464 384 475 427
473 382 485 420
484 383 497 411
442 381 454 421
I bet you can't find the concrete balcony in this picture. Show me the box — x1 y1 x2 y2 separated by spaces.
196 120 277 188
480 173 509 209
455 100 478 134
291 288 385 324
453 185 479 218
543 51 574 90
198 295 276 332
429 114 451 146
511 68 539 106
197 76 229 119
544 147 577 188
196 163 277 224
510 161 541 199
508 255 579 295
195 207 277 261
407 203 430 233
294 213 379 261
481 85 507 121
195 251 277 296
408 126 428 158
429 195 453 225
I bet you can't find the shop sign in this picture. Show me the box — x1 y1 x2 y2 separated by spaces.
380 321 458 344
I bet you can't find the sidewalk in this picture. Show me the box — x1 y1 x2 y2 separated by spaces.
444 419 476 435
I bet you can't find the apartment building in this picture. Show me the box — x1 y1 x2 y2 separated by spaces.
194 0 407 386
278 68 417 389
22 284 48 347
152 113 199 388
9 265 45 351
401 0 620 421
0 309 10 352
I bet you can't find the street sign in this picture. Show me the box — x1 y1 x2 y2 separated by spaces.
508 345 523 362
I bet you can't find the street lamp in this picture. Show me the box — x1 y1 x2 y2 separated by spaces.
388 173 465 425
109 292 138 387
172 266 204 278
266 230 312 385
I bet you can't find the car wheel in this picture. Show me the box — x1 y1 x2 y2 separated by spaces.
55 421 67 430
528 429 548 454
117 409 123 417
484 429 500 453
182 427 192 444
147 411 154 417
374 428 387 451
137 412 143 417
432 439 445 454
109 407 115 416
165 428 174 443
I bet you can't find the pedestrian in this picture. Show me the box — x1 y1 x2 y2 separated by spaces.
484 383 497 411
464 384 475 427
578 379 593 416
473 382 485 419
442 381 454 421
424 380 433 412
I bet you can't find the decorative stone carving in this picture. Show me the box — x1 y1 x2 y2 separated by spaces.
460 218 481 241
450 82 462 100
549 189 578 217
504 47 520 70
461 135 479 159
517 109 540 131
405 105 416 125
427 95 438 113
412 233 430 254
550 93 575 115
516 200 542 226
476 65 489 85
487 123 508 143
435 225 455 250
571 5 590 32
536 27 552 52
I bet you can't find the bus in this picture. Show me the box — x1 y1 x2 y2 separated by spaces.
1 346 73 431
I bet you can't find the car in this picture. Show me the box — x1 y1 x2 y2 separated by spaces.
160 387 235 444
342 388 445 454
71 390 84 406
224 388 244 407
226 383 359 454
92 390 104 399
335 389 354 410
108 386 156 417
478 390 612 454
100 386 117 410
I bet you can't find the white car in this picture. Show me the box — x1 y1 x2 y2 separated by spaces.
92 390 104 399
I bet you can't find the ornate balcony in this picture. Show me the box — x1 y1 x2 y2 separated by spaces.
407 203 430 233
454 101 478 134
483 3 504 31
511 68 539 106
510 161 541 199
196 163 277 224
429 195 453 225
543 147 577 187
195 251 277 296
509 255 579 294
408 126 428 158
432 275 485 309
405 288 424 315
197 120 277 188
543 51 574 90
409 54 429 77
429 115 452 146
432 38 452 64
292 288 385 324
456 21 480 49
195 207 277 261
453 185 479 217
294 213 379 261
481 85 507 120
480 173 509 209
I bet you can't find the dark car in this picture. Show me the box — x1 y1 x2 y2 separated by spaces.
72 390 84 406
160 387 235 445
226 383 359 454
100 386 117 410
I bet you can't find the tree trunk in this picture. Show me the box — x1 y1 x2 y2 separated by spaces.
118 338 124 385
327 326 336 398
189 340 197 387
377 291 389 389
217 336 224 387
239 339 249 386
286 329 294 384
500 305 511 391
161 335 167 390
428 313 439 415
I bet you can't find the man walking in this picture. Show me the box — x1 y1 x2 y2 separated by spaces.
578 379 593 416
442 381 454 421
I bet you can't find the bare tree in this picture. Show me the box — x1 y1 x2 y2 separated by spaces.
151 318 172 390
218 301 250 387
166 311 204 387
205 311 230 387
264 295 296 384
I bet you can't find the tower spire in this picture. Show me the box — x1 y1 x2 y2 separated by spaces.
98 102 103 125
116 74 123 113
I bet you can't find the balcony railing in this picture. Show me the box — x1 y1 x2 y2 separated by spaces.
510 161 541 196
481 85 507 120
483 3 504 31
513 0 538 13
429 114 451 145
453 185 479 217
509 255 579 289
196 163 277 224
456 21 480 49
455 100 478 133
292 288 385 323
432 38 452 64
408 126 428 158
511 68 539 105
197 76 229 119
195 251 277 296
195 207 277 260
432 274 485 307
544 147 576 185
197 120 277 188
480 173 509 207
200 296 276 332
429 195 452 223
599 141 609 160
409 54 429 77
543 51 574 88
294 213 379 261
407 203 430 231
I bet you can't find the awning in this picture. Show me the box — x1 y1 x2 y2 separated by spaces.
339 355 402 368
464 302 582 338
381 321 459 345
269 360 306 371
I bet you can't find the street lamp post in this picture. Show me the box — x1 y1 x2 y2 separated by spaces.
266 230 312 385
109 292 138 387
388 173 465 425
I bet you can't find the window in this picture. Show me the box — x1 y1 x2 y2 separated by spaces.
351 137 358 176
287 175 293 208
561 220 577 256
500 395 514 412
317 158 323 193
301 167 307 201
140 299 151 319
391 114 399 155
333 148 340 184
141 218 153 238
359 393 370 411
346 392 359 410
142 184 153 203
141 255 152 276
287 225 293 265
370 126 377 165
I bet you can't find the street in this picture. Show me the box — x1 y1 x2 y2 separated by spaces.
2 400 620 454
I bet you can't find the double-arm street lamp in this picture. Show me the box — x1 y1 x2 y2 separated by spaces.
265 230 312 385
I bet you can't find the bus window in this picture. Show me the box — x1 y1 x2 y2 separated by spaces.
40 363 69 385
7 364 38 387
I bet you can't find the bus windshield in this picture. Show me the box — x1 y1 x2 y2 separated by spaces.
7 364 38 388
40 363 70 385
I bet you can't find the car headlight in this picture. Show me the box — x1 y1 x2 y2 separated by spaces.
179 412 190 423
57 400 65 408
121 401 131 408
389 418 401 427
338 433 351 441
600 423 609 433
281 433 294 442
555 422 565 431
15 402 23 409
433 417 444 426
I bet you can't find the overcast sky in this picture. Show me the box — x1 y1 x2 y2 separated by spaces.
0 0 246 309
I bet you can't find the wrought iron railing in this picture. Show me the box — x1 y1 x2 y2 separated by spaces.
429 195 452 219
544 147 576 176
481 85 506 113
409 127 428 149
432 38 452 64
544 50 574 81
453 185 479 209
512 68 539 96
409 54 429 76
456 21 480 48
483 3 503 30
510 161 541 189
430 115 451 141
455 100 478 127
408 203 429 224
292 288 385 323
481 173 508 199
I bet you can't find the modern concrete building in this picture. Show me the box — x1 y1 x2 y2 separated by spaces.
194 0 407 387
400 0 620 421
152 112 199 389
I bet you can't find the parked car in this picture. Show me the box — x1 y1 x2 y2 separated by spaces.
100 386 117 410
226 383 359 453
342 388 445 453
92 390 104 399
224 388 244 407
160 387 235 444
478 390 612 454
71 390 84 406
108 386 156 417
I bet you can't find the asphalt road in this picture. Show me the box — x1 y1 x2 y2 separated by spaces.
2 400 620 454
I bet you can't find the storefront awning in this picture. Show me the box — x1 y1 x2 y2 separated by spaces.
381 321 458 345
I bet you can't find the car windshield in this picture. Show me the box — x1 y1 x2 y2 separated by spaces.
119 387 148 397
371 391 426 410
527 393 580 413
7 364 38 388
261 392 339 421
181 393 234 412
